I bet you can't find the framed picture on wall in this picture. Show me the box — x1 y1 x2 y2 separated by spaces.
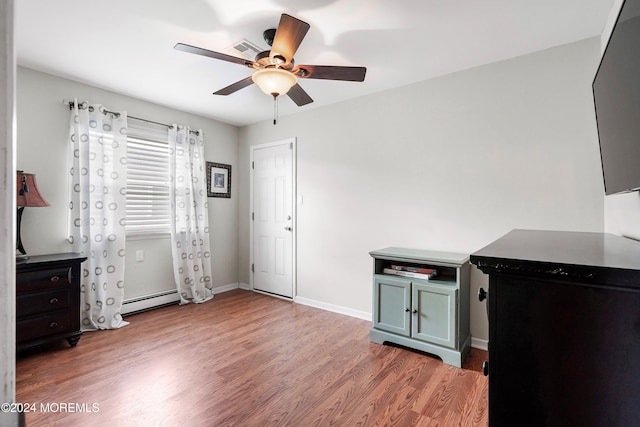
206 162 231 198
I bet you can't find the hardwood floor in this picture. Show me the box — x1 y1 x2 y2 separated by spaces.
16 289 488 426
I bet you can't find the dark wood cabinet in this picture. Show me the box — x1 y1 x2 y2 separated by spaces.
16 253 86 351
471 230 640 426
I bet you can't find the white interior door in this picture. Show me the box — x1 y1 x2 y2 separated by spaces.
251 139 295 298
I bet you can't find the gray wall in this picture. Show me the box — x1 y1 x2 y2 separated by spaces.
16 67 240 299
239 37 605 343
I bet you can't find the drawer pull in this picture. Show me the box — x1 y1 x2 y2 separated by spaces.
49 321 59 328
50 275 60 282
49 297 59 304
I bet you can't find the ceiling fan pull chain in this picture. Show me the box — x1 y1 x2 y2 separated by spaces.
273 93 278 125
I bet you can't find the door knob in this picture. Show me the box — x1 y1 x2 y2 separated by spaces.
284 226 292 231
479 287 487 302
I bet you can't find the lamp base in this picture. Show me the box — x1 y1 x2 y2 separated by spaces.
16 206 27 256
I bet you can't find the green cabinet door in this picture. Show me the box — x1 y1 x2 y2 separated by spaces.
373 275 411 337
412 282 457 348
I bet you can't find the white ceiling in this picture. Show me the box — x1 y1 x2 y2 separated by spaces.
16 0 614 127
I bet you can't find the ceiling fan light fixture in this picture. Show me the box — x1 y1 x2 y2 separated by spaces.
252 68 297 97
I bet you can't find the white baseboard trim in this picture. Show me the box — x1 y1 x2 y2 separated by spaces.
294 296 372 322
471 337 488 351
122 290 180 315
213 283 240 294
239 282 251 290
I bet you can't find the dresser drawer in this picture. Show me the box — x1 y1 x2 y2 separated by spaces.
17 312 72 342
15 253 86 351
17 267 71 292
16 288 70 317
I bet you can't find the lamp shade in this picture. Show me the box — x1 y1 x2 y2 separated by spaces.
252 68 297 97
16 171 50 207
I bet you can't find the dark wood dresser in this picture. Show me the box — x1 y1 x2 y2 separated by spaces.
471 229 640 426
16 253 86 351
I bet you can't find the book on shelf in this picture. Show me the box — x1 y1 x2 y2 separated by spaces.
389 264 437 276
383 267 437 280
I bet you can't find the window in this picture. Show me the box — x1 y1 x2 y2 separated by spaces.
126 122 171 236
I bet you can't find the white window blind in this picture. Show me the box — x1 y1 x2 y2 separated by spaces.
126 123 171 236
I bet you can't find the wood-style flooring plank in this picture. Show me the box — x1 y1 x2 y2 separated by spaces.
16 289 487 426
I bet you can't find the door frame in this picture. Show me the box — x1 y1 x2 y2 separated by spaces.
1 0 17 404
249 137 297 300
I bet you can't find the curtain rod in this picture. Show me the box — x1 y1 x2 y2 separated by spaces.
62 99 200 135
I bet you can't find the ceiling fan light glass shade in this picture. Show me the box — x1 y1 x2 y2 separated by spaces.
252 68 297 96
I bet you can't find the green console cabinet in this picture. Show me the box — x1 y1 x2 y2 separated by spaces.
369 247 470 367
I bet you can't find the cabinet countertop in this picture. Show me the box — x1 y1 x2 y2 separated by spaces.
470 229 640 289
16 253 86 270
369 247 469 266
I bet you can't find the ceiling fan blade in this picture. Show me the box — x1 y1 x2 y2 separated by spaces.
294 65 367 82
287 83 313 106
174 43 256 68
270 14 310 65
213 76 254 96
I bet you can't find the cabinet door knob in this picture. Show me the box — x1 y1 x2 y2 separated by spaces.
405 308 410 312
49 322 59 328
49 297 59 304
412 309 418 314
478 287 487 302
50 275 60 282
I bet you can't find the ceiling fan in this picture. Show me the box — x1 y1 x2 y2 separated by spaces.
174 13 367 111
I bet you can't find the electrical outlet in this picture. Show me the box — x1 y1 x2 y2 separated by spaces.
136 250 144 262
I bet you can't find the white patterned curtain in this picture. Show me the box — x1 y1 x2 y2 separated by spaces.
168 125 213 304
67 100 129 330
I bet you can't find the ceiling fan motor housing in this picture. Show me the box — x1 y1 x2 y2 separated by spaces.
255 50 291 69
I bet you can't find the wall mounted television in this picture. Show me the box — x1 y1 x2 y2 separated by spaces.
593 0 640 195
